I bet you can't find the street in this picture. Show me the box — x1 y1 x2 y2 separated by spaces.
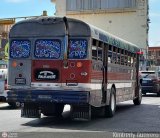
0 94 160 138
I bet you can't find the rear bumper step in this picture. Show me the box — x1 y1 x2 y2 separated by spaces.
7 90 89 104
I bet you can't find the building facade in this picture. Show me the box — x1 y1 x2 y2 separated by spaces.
51 0 149 49
0 19 15 60
51 0 149 69
148 47 160 67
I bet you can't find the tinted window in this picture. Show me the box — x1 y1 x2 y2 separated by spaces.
10 40 31 58
140 72 156 79
34 40 61 59
68 39 87 59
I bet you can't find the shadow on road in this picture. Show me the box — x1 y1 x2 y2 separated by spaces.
21 101 160 132
1 97 160 132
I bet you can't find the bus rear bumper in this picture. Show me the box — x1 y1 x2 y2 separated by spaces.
7 90 90 104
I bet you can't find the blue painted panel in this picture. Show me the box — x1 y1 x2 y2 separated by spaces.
7 90 89 104
34 40 61 59
10 40 31 58
68 39 87 59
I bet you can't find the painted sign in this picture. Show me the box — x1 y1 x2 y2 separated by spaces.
35 69 59 81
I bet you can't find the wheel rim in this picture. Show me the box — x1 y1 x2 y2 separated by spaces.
111 93 115 111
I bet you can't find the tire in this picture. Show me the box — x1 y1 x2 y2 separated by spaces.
133 86 142 105
104 87 116 118
43 104 64 117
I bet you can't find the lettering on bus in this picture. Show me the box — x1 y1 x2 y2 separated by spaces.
35 69 59 81
38 71 56 79
69 39 87 59
34 40 61 59
10 40 31 58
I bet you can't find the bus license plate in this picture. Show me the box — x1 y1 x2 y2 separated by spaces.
15 78 26 84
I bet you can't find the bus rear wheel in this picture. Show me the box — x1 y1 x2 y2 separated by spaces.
104 88 116 117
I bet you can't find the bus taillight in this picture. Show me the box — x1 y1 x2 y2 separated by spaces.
136 51 143 55
12 61 17 67
77 62 83 68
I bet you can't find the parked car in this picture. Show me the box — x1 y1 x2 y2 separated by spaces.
140 70 160 96
0 61 8 102
0 72 7 101
0 61 18 108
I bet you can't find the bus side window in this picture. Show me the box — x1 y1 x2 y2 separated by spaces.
117 48 121 64
131 53 134 67
112 46 117 63
124 50 128 65
121 49 124 65
133 54 137 67
92 39 97 60
98 47 103 61
128 52 131 66
92 46 97 60
108 45 112 63
98 42 103 61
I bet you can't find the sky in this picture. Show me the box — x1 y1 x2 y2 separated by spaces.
149 0 160 46
0 0 55 17
0 0 159 46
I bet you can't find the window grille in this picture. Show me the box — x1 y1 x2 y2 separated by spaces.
66 0 137 12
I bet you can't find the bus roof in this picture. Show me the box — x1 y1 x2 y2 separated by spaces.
10 16 140 53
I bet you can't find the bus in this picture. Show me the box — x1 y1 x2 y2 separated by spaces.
7 16 142 120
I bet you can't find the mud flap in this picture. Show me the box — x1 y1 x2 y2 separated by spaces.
21 103 41 118
71 104 91 121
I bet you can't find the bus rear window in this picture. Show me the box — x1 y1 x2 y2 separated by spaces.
10 40 31 58
68 39 87 59
34 40 61 59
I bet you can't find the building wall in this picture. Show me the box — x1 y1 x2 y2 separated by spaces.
0 19 14 39
51 0 149 50
0 23 13 59
51 0 149 70
148 47 160 67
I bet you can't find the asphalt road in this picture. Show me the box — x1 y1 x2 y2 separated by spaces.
0 94 160 138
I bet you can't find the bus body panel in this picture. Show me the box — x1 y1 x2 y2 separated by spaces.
8 59 31 88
